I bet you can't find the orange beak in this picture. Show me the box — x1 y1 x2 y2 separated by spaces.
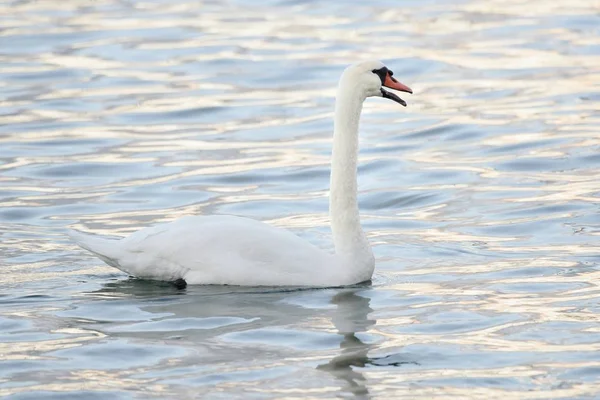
384 74 412 94
380 72 412 107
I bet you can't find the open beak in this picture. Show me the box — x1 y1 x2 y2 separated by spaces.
381 73 412 107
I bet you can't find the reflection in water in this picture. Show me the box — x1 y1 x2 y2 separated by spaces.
82 281 422 397
320 290 418 397
319 290 375 397
96 278 189 298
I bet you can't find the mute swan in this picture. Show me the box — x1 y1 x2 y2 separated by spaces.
70 60 412 287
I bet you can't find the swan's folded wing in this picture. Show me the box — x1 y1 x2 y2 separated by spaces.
118 215 337 285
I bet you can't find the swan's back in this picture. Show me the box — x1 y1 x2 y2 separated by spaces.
75 215 344 286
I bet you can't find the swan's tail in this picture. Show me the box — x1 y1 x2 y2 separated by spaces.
68 230 125 271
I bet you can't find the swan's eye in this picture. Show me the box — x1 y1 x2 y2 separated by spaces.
371 67 387 85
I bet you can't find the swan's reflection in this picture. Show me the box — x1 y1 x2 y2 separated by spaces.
318 289 375 397
86 280 374 343
80 279 414 396
318 289 419 397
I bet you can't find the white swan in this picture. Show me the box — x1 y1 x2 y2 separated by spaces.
70 60 412 287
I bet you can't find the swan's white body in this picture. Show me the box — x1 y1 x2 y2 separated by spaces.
70 60 411 286
70 215 366 286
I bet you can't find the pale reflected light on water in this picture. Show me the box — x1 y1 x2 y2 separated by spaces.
1 0 600 398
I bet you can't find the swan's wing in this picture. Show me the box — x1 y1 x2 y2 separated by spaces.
69 230 123 269
111 215 337 285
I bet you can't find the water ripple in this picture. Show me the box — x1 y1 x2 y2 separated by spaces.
1 0 600 398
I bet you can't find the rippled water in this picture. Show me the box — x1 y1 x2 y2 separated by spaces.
1 0 600 398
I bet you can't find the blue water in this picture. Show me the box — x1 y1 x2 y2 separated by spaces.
1 0 600 398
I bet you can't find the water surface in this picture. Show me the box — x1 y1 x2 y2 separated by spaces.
1 0 600 398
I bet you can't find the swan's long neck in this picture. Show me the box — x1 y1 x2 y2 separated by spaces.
329 79 374 273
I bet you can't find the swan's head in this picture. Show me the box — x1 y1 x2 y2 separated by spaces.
341 60 413 106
